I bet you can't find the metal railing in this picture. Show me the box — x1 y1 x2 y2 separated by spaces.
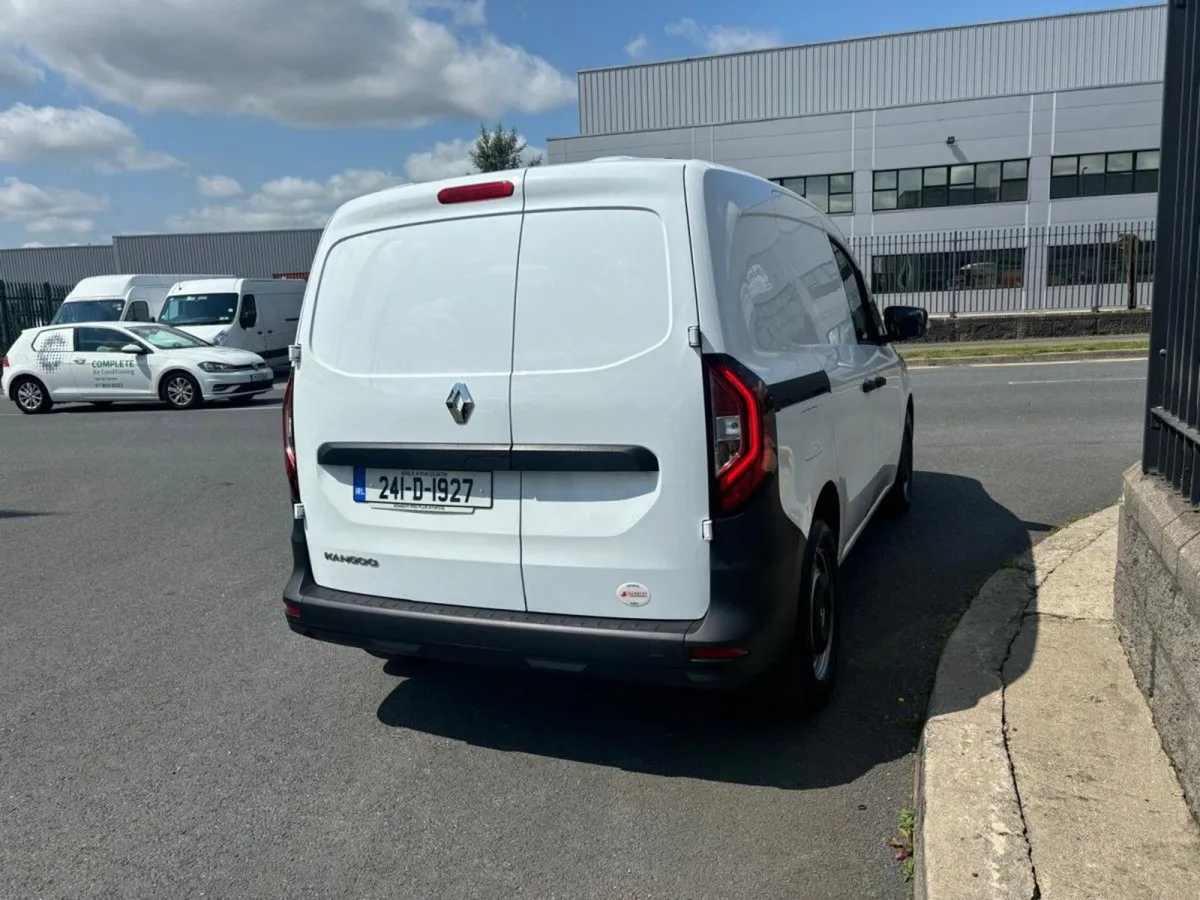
849 221 1156 316
1143 0 1200 502
0 281 69 357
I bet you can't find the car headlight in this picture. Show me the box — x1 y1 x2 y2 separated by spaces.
211 330 229 345
198 361 237 373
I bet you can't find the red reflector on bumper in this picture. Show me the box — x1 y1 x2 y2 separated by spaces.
689 646 750 660
284 602 301 618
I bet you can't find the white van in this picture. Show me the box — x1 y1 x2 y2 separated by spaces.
280 159 928 715
50 274 214 326
158 277 305 371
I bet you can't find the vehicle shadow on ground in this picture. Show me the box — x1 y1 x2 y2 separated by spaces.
375 470 1034 790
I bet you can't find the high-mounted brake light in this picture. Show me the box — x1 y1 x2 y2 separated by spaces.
704 355 776 516
283 370 300 503
437 181 515 205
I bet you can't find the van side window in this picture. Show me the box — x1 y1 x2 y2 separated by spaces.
829 241 875 344
127 300 150 322
31 328 73 353
239 295 257 329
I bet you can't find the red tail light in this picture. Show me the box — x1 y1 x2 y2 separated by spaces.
704 355 775 515
283 370 300 503
437 181 515 204
1 356 8 369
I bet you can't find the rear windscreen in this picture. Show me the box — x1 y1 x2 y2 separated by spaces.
513 208 670 372
310 215 522 376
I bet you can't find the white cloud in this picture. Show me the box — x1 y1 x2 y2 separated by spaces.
0 104 181 173
402 135 545 183
0 0 576 128
625 34 649 59
0 177 108 238
197 175 244 198
0 46 40 87
665 18 780 54
166 168 405 232
411 0 486 27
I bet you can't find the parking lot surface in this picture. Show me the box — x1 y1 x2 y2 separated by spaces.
0 360 1145 899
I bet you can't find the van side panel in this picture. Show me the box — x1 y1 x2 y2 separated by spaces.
688 165 843 545
515 165 710 621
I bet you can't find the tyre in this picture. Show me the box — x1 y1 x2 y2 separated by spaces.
161 372 202 410
745 518 841 718
886 410 914 516
11 376 53 415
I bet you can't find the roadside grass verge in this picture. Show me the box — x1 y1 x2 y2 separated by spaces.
901 338 1149 361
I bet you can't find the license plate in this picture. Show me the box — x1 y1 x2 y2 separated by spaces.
253 371 272 381
354 468 492 509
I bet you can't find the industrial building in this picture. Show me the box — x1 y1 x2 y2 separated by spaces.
0 5 1169 316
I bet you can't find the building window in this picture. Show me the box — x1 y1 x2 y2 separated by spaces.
872 160 1028 211
774 173 854 214
1046 237 1156 286
870 247 1026 294
1050 150 1160 199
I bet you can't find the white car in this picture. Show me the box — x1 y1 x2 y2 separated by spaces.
281 158 928 716
2 322 275 413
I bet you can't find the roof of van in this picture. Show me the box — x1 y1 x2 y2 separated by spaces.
322 157 768 234
65 273 205 299
167 277 305 294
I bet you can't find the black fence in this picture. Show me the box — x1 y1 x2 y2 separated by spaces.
1144 0 1200 501
0 281 69 357
849 221 1156 316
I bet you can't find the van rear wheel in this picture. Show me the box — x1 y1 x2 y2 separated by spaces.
744 518 840 719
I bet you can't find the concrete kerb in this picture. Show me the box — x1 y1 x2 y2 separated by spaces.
913 505 1120 900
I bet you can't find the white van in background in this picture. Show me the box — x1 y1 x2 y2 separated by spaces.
158 278 305 371
50 274 216 326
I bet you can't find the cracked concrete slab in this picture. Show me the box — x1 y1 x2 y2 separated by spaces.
917 504 1200 899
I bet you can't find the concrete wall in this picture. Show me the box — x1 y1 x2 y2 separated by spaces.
1117 467 1200 823
549 82 1164 237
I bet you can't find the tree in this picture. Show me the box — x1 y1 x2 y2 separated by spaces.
469 121 543 173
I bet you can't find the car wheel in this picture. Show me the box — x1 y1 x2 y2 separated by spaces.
12 376 53 415
162 372 202 410
744 517 841 719
886 411 914 516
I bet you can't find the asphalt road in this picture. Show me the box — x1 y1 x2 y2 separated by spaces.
0 358 1145 900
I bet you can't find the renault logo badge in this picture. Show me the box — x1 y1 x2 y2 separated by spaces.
446 382 474 425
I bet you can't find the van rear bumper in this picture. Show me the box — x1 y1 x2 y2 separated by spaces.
283 481 804 690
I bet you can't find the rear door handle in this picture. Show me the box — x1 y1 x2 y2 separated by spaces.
73 358 86 364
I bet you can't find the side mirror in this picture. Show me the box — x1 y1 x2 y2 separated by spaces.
119 343 147 355
883 306 929 343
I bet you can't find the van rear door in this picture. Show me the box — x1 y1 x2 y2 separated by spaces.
513 163 711 621
292 178 526 610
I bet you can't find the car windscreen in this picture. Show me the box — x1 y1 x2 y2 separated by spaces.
125 324 212 350
50 299 125 324
158 293 239 327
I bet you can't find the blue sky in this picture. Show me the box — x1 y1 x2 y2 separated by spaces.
0 0 1150 248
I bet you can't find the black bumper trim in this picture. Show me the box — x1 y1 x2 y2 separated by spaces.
283 472 804 689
